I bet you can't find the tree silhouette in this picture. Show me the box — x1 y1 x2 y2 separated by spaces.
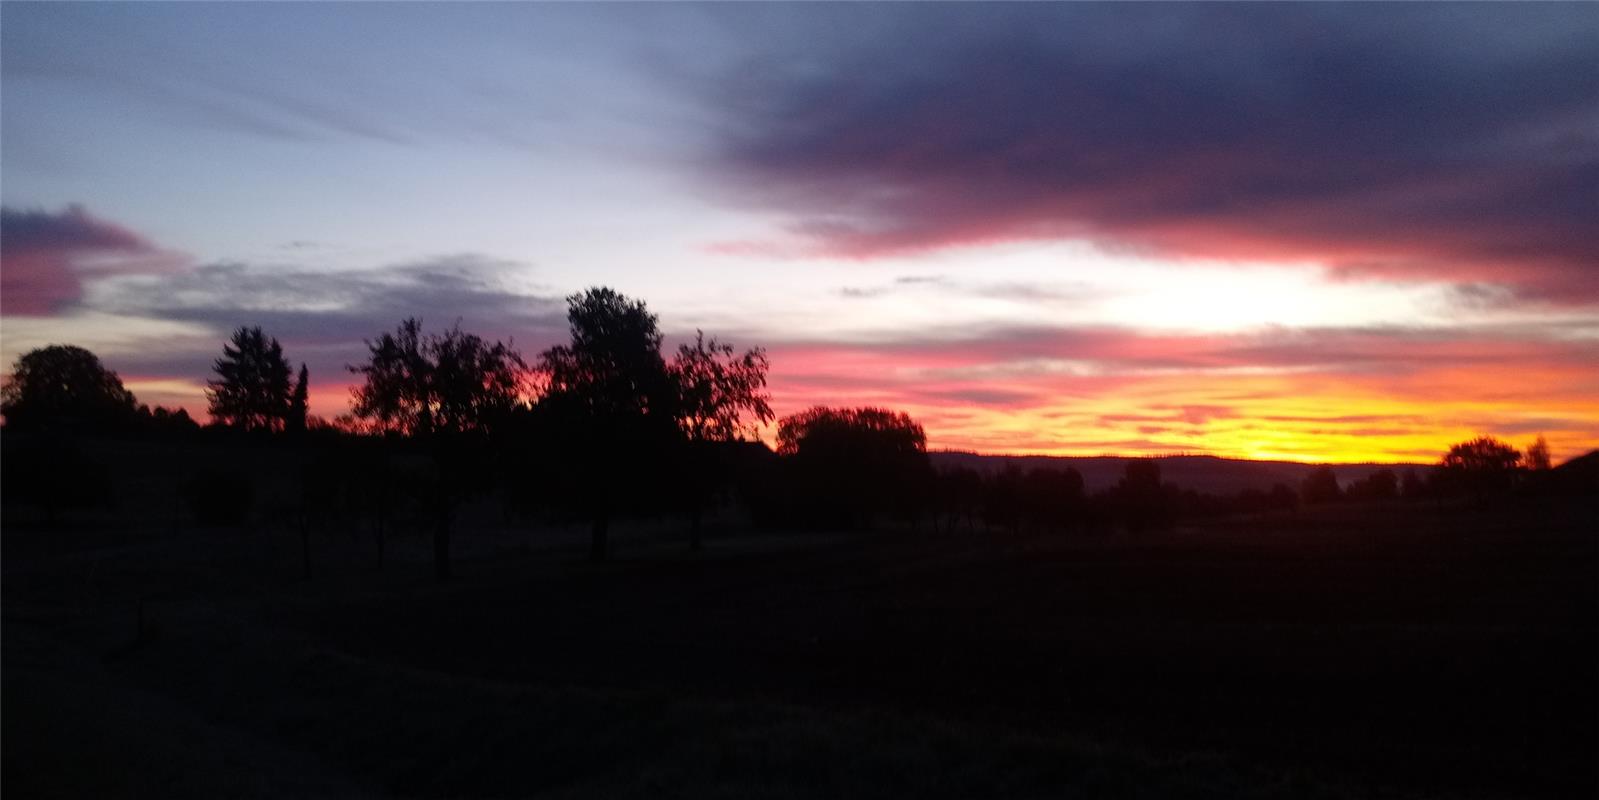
288 363 309 434
1300 465 1342 505
349 318 526 437
934 466 983 533
536 288 680 561
1441 436 1522 501
136 404 200 434
1346 469 1398 501
1 345 137 432
1114 459 1175 532
672 331 773 442
348 318 527 579
208 327 293 432
1525 435 1552 471
671 330 773 549
776 406 928 530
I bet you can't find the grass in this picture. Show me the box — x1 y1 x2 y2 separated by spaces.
4 498 1594 798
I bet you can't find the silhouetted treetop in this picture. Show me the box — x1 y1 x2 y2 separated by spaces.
349 318 526 436
776 406 926 458
1525 435 1552 471
289 363 309 434
672 330 773 442
208 326 293 432
1441 436 1522 499
1 344 137 431
775 406 930 529
1442 436 1522 474
537 288 676 421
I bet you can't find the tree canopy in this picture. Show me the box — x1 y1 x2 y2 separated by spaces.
776 406 929 528
537 287 676 422
1441 436 1522 498
671 330 773 442
1525 435 1552 471
208 326 293 431
348 318 527 436
0 344 137 431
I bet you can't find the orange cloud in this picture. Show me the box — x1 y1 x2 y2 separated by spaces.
760 326 1599 463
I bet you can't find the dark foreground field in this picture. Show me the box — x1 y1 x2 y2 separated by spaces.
5 499 1595 799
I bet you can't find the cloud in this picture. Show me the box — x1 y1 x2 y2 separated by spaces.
0 205 184 315
698 4 1599 300
751 321 1599 460
91 255 568 385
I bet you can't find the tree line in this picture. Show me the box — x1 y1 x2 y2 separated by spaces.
2 286 1581 578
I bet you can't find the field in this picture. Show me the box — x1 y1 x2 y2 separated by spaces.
4 494 1595 799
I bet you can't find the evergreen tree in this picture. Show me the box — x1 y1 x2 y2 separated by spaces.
207 327 293 431
288 363 310 434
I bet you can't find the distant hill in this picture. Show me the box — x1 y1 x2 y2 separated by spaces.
928 451 1431 494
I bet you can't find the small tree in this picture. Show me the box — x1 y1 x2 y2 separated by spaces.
1300 465 1342 505
288 363 309 434
1400 468 1428 500
1525 435 1552 471
208 327 292 431
670 330 774 549
1346 468 1398 501
672 331 773 443
1114 459 1175 533
1 345 137 432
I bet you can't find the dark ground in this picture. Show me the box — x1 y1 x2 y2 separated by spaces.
4 497 1595 799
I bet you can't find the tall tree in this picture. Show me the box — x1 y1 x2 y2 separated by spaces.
348 318 527 580
670 330 773 549
535 288 680 561
207 326 293 432
1 345 137 432
288 363 310 434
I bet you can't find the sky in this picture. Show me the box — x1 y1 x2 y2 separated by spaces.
3 2 1596 463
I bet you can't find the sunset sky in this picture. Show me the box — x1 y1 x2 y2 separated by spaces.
3 3 1596 462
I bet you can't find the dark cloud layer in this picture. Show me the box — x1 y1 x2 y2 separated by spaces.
98 256 566 386
702 4 1599 299
1 205 178 314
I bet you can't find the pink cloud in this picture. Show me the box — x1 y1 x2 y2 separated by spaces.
1 205 184 316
